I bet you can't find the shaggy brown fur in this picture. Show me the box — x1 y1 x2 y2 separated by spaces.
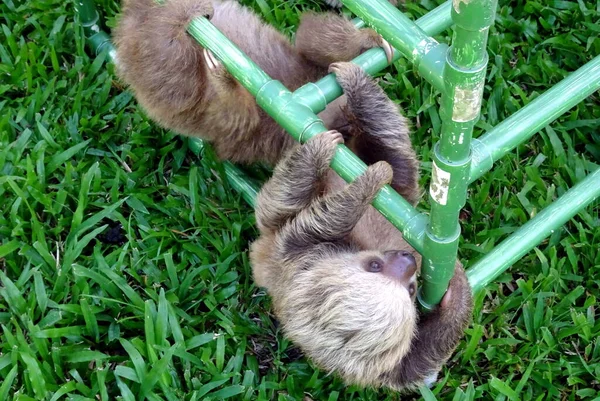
250 63 473 391
113 0 392 164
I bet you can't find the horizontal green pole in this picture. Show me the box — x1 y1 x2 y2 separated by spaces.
467 168 600 292
293 1 453 112
469 55 600 183
187 17 428 251
340 0 448 92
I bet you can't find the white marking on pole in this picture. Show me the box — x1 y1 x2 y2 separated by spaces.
452 81 484 122
430 161 451 205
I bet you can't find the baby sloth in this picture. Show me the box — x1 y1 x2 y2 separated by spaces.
113 0 393 165
250 62 473 392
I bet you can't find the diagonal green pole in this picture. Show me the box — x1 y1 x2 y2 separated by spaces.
74 0 600 303
340 0 448 92
469 55 600 183
293 0 453 112
186 17 429 250
468 168 600 292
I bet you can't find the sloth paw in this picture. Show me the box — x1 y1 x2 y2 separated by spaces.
328 61 368 93
365 161 393 188
203 48 237 86
316 129 344 147
203 48 221 71
377 36 394 64
306 130 344 174
328 61 360 78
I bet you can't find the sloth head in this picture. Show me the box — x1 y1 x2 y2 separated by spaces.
277 249 419 387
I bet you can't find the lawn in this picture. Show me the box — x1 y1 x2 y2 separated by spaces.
1 0 599 400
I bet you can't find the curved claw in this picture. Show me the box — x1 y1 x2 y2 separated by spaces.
381 37 394 64
203 48 220 70
321 129 344 146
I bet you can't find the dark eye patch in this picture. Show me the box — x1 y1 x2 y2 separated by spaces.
408 283 416 295
367 259 383 273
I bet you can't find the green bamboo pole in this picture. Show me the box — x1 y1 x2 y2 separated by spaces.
418 0 498 310
340 0 448 92
469 55 600 183
293 0 453 112
73 0 260 205
187 17 428 251
467 168 600 292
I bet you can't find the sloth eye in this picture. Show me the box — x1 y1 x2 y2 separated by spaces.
408 283 416 296
367 259 383 273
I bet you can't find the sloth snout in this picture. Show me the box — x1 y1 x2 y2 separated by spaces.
383 250 417 281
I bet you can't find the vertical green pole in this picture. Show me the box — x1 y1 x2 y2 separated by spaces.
73 0 114 57
418 0 498 310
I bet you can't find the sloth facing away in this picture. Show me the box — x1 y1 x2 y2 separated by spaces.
113 0 394 165
250 62 473 392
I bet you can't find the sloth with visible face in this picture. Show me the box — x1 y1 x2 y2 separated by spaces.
113 0 472 391
250 62 473 392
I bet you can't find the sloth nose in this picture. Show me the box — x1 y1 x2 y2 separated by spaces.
384 250 417 281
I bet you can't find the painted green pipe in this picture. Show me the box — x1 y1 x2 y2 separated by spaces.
467 168 600 292
187 17 428 251
187 140 260 206
419 0 498 310
339 0 448 92
293 1 453 112
469 55 600 183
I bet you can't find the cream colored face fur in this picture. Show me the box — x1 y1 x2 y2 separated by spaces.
274 251 418 387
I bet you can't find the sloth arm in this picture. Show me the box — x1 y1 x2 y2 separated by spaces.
277 160 392 254
329 61 421 205
386 265 473 388
295 12 388 68
254 132 339 233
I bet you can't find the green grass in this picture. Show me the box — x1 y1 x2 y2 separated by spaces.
1 0 599 400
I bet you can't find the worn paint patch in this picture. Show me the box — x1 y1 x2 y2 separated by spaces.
430 161 451 206
453 0 474 13
452 81 484 122
413 38 439 62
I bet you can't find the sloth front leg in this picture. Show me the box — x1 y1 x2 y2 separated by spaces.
329 61 420 205
384 264 474 390
255 130 344 233
278 160 393 252
295 12 393 68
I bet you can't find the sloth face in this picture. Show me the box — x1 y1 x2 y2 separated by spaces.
362 250 418 301
279 251 419 384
